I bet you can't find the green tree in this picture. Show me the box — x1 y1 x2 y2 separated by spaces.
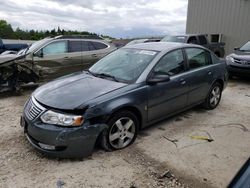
0 20 114 40
0 20 14 38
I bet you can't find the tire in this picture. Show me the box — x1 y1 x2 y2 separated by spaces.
100 110 139 151
203 82 222 110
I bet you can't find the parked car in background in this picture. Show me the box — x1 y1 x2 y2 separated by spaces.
0 48 26 56
126 38 161 46
0 35 116 92
228 157 250 188
0 50 17 55
161 34 225 58
226 41 250 77
0 38 28 54
21 42 228 158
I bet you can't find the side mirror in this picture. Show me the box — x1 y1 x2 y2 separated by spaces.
234 47 239 51
147 73 170 84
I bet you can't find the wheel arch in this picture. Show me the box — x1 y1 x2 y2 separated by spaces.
108 105 143 130
213 78 224 89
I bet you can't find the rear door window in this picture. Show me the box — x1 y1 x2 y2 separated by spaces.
185 48 212 70
87 42 96 51
81 41 90 51
68 40 81 52
90 41 108 50
154 49 185 76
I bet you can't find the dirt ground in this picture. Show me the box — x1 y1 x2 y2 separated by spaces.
0 78 249 188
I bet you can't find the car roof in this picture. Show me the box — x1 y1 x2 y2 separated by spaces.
123 42 199 52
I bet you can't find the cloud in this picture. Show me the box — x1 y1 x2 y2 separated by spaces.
0 0 188 38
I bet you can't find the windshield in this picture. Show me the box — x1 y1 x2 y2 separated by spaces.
161 36 186 43
89 48 158 83
239 41 250 51
26 38 51 54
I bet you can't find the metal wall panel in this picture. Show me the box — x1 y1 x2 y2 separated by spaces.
186 0 250 55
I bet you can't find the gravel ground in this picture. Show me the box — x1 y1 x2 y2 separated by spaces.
0 78 249 188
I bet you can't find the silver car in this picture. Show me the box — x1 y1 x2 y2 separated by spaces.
0 35 117 92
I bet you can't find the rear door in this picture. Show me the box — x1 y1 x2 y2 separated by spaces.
184 47 214 105
81 40 111 69
89 41 110 59
80 41 97 69
147 49 188 122
67 39 86 72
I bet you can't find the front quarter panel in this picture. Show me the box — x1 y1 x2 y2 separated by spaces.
83 83 148 128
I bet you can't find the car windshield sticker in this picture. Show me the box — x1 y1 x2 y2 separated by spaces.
138 50 157 56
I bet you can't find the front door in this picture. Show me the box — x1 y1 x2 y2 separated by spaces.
33 40 81 81
147 49 188 122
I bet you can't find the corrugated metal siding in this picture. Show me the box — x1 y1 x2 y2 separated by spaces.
186 0 250 55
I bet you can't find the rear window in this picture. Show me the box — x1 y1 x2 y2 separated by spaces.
90 42 108 50
161 36 186 43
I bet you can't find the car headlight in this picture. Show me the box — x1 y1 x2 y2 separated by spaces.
226 56 234 63
40 110 84 127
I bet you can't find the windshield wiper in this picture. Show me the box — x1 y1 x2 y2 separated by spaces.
95 72 119 82
86 69 119 82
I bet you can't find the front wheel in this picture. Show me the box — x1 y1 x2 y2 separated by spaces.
203 83 222 110
100 110 138 151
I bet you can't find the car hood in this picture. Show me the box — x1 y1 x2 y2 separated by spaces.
231 51 250 60
34 72 127 110
0 54 25 66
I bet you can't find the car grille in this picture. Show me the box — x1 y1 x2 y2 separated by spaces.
25 97 45 121
234 58 250 65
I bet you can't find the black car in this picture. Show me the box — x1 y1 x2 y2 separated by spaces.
21 42 228 158
226 41 250 77
161 34 225 58
0 38 28 54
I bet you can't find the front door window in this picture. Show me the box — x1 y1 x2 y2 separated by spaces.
43 41 67 56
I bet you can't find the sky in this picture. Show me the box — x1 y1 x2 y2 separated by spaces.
0 0 188 38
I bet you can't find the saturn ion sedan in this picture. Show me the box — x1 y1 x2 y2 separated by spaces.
21 42 228 158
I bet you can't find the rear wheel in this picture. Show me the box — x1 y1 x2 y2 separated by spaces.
100 110 138 151
203 83 222 110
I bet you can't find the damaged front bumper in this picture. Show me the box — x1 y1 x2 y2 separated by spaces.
21 115 107 158
0 55 39 92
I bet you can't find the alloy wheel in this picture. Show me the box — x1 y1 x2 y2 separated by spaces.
108 117 136 149
210 86 221 107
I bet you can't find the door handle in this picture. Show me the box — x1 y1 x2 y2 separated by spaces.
208 71 212 75
92 54 98 58
64 56 71 59
180 78 186 85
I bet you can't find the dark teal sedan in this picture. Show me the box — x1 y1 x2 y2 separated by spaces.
21 42 228 158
